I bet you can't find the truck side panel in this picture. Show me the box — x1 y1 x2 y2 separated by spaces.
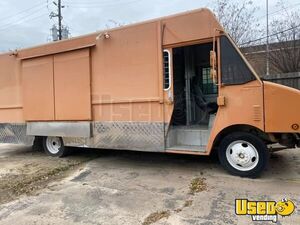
0 8 225 152
22 56 55 121
91 21 163 122
54 49 91 121
0 55 32 145
206 80 265 153
0 54 23 123
162 9 222 46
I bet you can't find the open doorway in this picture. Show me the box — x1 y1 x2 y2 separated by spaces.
172 42 218 126
166 42 218 151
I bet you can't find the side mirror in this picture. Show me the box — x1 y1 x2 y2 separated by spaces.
210 69 217 84
210 50 216 68
210 50 218 84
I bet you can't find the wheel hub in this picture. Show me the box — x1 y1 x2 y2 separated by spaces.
46 137 62 154
238 153 245 159
226 140 259 171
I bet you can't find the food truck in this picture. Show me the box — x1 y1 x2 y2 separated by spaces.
0 8 299 177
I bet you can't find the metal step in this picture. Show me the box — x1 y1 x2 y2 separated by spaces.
166 115 216 152
166 126 210 148
176 127 209 146
166 145 206 152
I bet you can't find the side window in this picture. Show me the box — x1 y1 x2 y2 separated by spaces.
202 67 218 94
220 36 256 85
163 50 171 90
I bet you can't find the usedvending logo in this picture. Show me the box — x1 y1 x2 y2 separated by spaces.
235 198 295 223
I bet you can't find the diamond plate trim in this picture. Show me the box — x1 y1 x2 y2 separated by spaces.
63 137 89 148
0 123 34 145
91 122 165 152
64 122 165 151
0 122 166 151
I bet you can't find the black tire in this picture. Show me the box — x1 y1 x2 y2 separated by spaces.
218 132 269 178
32 136 43 152
43 136 68 157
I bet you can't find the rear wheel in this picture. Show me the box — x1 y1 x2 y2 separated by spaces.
43 136 68 157
218 132 269 178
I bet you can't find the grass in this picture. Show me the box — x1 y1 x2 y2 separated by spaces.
189 177 207 195
142 211 170 225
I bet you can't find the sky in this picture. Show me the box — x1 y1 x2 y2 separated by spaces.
0 0 297 52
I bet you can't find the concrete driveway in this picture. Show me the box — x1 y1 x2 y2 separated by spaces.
0 144 299 225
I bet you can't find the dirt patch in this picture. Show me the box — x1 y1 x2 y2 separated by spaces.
0 162 82 204
174 199 193 213
142 211 170 225
183 199 193 207
0 145 100 205
143 178 206 222
189 177 207 195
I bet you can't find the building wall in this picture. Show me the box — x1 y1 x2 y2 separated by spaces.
241 43 300 90
241 45 271 76
241 41 300 77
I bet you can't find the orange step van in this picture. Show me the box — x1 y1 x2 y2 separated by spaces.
0 8 299 177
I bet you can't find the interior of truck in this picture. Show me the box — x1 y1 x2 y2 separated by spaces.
166 42 218 152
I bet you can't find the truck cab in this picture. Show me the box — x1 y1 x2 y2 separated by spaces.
164 31 300 177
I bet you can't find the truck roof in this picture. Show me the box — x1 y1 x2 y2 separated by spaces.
1 8 222 59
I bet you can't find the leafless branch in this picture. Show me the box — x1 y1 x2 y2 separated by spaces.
213 0 261 46
269 2 300 73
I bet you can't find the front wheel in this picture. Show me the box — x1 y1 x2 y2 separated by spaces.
43 136 68 157
218 132 269 178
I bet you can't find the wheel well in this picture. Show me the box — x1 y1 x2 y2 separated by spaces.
211 125 269 153
272 133 300 148
32 136 44 151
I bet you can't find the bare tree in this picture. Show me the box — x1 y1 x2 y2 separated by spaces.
269 3 300 73
213 0 260 45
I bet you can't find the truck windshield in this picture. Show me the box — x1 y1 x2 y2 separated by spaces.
220 36 257 85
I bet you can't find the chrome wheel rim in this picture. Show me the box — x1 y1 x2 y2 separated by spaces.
46 137 62 154
226 140 259 171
